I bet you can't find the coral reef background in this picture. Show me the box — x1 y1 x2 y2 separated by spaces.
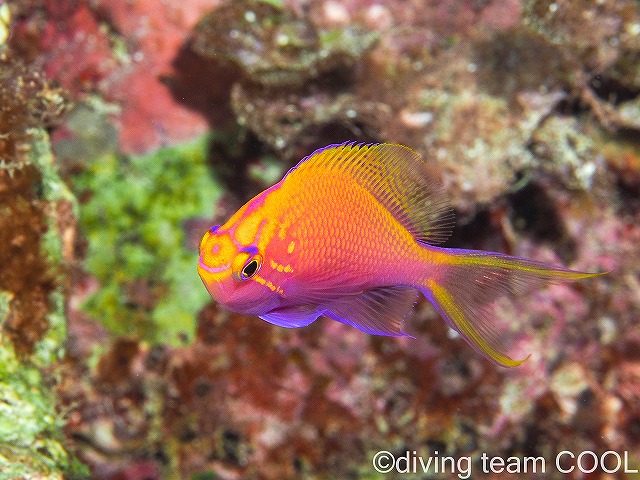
0 0 639 478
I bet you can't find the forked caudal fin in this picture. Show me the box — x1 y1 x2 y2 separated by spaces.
420 247 604 367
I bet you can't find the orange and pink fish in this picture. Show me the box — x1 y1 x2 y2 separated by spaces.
198 142 601 367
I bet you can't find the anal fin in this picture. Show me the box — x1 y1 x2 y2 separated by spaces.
260 305 321 328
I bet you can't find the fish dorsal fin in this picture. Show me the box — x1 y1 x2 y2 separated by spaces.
286 142 455 245
324 286 419 336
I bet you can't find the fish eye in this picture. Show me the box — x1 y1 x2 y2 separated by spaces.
240 256 261 280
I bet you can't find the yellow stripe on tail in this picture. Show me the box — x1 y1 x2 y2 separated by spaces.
421 247 604 367
426 278 529 367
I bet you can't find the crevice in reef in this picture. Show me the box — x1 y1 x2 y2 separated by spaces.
508 181 578 264
445 208 507 253
589 74 640 107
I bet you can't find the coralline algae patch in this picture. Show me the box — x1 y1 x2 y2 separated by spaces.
11 0 213 154
71 136 221 344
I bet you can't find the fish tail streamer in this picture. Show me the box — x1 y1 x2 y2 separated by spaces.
419 247 604 367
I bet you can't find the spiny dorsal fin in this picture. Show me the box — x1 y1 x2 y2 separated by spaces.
286 142 454 245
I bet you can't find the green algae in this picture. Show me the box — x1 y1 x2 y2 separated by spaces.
0 308 88 480
74 136 221 344
28 129 77 363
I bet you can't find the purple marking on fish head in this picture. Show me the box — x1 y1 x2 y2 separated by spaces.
240 245 259 256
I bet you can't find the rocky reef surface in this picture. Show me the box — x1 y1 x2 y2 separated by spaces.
1 0 639 478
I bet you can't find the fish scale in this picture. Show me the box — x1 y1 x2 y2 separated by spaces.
287 173 411 273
